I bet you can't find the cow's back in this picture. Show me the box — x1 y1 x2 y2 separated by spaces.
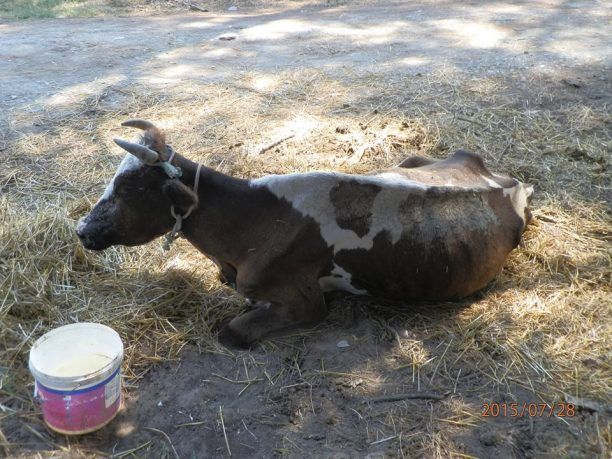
251 150 532 300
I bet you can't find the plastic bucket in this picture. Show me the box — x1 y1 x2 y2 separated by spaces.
28 323 123 435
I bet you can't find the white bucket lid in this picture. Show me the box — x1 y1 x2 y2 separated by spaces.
29 323 123 391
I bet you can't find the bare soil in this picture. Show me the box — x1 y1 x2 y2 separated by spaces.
1 1 610 458
7 304 606 458
1 0 609 113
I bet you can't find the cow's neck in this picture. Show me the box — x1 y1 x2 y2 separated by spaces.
171 154 254 263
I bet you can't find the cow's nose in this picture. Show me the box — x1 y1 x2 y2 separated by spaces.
76 225 96 250
76 218 87 239
75 226 85 240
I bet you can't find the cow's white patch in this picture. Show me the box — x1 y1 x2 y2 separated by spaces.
443 180 472 189
371 172 429 189
503 182 531 223
318 263 368 295
77 154 142 231
97 154 142 203
251 171 429 253
482 176 502 188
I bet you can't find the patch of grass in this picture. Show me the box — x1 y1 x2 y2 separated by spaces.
0 0 385 20
0 0 189 19
0 0 98 19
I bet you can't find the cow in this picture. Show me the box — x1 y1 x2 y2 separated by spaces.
77 120 533 348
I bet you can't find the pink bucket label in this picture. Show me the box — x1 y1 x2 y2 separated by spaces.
36 369 121 433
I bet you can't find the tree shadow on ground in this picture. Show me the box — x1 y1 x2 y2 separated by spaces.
1 1 610 457
1 0 610 120
3 233 607 458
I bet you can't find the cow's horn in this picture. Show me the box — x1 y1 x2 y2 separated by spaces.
113 138 159 164
121 119 157 131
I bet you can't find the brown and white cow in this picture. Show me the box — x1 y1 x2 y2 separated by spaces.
77 120 533 347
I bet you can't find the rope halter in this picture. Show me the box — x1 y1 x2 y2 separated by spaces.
158 147 203 251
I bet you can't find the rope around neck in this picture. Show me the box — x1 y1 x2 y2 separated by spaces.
162 162 203 251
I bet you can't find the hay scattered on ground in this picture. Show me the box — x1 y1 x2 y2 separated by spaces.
0 0 381 21
1 67 610 456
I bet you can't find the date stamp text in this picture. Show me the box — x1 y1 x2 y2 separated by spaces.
482 402 575 417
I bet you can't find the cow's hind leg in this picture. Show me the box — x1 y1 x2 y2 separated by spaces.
219 280 327 348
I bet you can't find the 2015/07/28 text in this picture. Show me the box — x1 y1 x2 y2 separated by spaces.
482 402 575 417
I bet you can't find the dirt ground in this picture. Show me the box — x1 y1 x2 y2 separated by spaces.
1 1 610 458
1 0 610 113
32 326 603 458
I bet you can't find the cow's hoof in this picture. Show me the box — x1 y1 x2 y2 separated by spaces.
218 272 237 290
246 298 272 310
218 325 252 350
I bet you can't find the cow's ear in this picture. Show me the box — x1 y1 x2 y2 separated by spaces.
163 180 199 215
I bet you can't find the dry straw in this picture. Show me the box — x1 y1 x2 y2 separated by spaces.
0 67 610 456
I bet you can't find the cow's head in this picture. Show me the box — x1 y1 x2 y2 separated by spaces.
76 120 198 250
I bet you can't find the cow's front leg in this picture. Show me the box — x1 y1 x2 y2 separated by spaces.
245 298 272 309
215 261 237 289
219 281 327 348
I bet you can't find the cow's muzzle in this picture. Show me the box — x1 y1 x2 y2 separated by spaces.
76 217 112 251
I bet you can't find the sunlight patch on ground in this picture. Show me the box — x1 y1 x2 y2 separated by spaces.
279 114 320 139
247 114 320 156
546 32 610 61
44 75 124 108
158 64 197 79
394 56 430 67
176 19 226 30
242 19 315 40
114 421 136 438
249 74 279 92
163 254 211 272
318 22 404 45
241 18 403 46
432 19 507 49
